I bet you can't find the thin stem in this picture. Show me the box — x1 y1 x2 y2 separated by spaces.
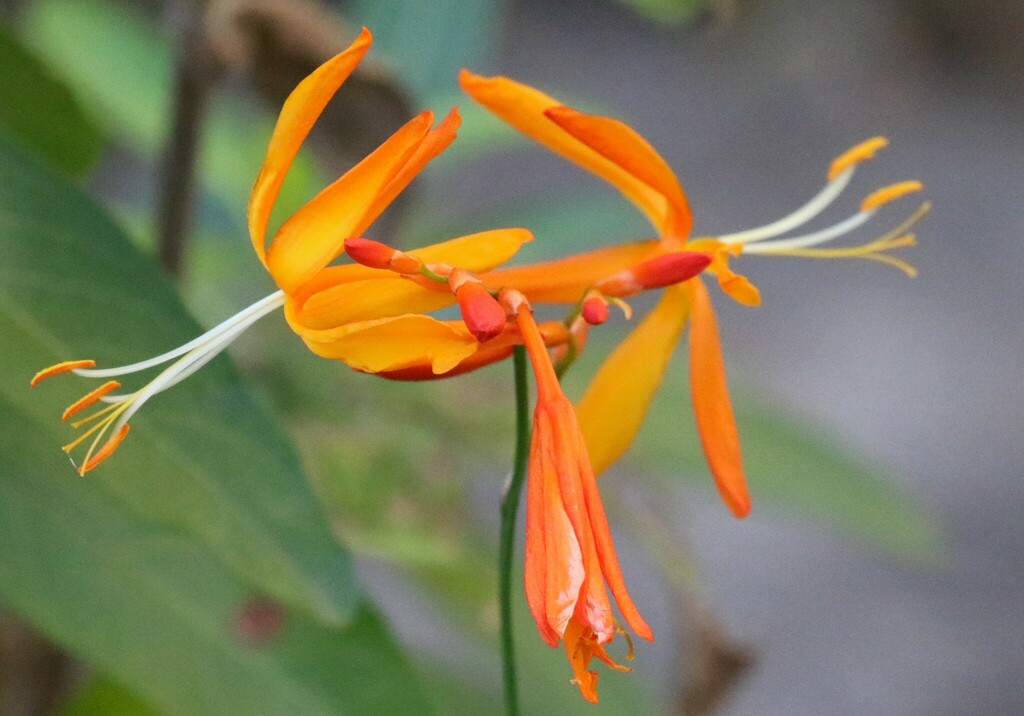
499 346 530 716
156 1 220 278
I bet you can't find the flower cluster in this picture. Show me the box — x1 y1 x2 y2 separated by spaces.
30 29 926 702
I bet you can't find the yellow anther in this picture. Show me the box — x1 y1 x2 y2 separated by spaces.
828 137 888 181
860 180 924 212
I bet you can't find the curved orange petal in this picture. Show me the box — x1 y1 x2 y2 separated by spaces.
460 70 674 235
576 282 692 477
265 110 434 293
688 280 751 518
290 313 478 374
295 278 455 330
293 227 533 306
248 28 372 265
574 433 654 641
530 408 585 645
544 106 692 240
483 240 661 304
353 108 462 236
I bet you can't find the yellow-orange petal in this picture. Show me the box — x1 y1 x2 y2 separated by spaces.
688 280 751 518
577 283 692 476
292 279 455 330
353 108 462 236
544 106 692 240
377 320 569 381
265 110 433 293
30 360 96 387
293 227 534 305
484 240 662 304
295 314 479 374
62 381 120 421
459 70 675 236
248 28 372 265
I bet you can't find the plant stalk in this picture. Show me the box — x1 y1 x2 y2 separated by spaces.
499 346 530 716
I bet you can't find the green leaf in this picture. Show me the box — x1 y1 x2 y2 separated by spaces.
0 416 431 715
603 0 709 25
59 678 159 716
20 0 324 235
0 21 101 175
345 0 503 101
0 132 358 623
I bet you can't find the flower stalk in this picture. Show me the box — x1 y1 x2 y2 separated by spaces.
499 345 531 716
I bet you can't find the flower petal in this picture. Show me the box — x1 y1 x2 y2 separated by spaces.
248 28 372 265
527 408 585 646
459 70 675 235
576 283 692 476
295 278 454 330
688 280 752 518
292 227 533 307
291 313 478 374
265 110 434 293
483 241 661 304
544 106 692 240
353 108 462 236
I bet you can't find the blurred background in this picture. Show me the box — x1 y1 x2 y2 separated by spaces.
0 0 1021 714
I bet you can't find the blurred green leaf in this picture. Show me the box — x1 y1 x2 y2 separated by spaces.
345 0 503 101
59 678 159 716
0 21 101 175
604 0 711 25
0 422 431 716
20 0 324 235
0 133 358 624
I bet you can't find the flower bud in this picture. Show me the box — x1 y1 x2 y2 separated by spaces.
450 269 508 342
344 238 421 274
597 251 711 297
581 293 610 325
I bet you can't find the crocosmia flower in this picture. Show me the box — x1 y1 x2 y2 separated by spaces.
503 289 653 703
460 70 927 518
30 28 531 474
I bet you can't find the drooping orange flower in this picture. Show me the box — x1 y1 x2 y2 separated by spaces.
30 29 532 473
503 289 653 703
460 70 927 518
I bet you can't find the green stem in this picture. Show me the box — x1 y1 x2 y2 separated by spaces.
499 346 530 716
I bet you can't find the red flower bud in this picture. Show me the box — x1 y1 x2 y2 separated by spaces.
344 238 421 274
581 294 610 325
450 269 507 342
631 252 711 289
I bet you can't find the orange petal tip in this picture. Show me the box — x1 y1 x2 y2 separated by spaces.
31 360 96 387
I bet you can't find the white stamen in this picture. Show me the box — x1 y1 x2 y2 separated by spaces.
75 290 285 378
718 167 855 245
741 210 874 254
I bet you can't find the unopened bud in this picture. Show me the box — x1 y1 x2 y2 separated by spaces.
344 238 421 274
597 251 711 297
581 293 609 325
450 269 507 342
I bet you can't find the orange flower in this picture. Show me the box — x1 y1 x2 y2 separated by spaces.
505 290 653 703
30 29 531 473
461 70 927 518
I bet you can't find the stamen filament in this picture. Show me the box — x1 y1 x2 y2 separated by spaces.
718 167 855 245
75 291 285 378
741 210 873 254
